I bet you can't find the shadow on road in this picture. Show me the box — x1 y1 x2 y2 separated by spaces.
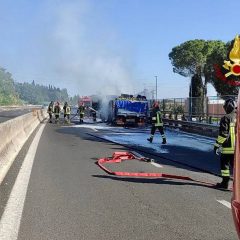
92 175 230 192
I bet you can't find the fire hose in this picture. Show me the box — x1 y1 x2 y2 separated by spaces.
97 151 217 187
70 112 78 121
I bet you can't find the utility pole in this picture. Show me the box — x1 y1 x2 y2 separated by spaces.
155 76 158 101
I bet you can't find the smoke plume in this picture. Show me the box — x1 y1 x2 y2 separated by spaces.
41 0 134 97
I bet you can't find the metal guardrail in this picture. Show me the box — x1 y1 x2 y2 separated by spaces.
156 95 237 126
163 118 219 138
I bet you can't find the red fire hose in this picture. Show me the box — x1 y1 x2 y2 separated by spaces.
97 151 215 187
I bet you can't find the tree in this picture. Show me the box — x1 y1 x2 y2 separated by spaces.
0 65 71 105
169 39 226 116
190 74 204 117
169 40 206 77
169 39 226 91
0 68 21 105
205 41 239 96
14 81 70 104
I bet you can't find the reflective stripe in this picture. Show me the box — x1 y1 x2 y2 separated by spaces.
217 136 227 144
66 107 71 114
221 169 230 177
221 150 234 154
155 112 163 127
222 122 235 154
157 113 160 123
161 134 166 139
230 124 235 149
152 117 156 120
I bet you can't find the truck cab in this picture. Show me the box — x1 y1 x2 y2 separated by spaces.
109 94 149 127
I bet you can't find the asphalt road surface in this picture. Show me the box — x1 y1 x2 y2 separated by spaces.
0 106 42 123
0 120 237 240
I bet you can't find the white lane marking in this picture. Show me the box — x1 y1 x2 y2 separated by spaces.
216 200 231 209
0 123 46 240
151 162 163 168
91 127 98 132
131 151 163 168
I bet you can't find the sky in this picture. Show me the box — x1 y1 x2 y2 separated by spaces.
0 0 239 98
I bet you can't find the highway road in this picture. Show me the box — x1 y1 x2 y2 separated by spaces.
0 119 237 240
0 106 42 123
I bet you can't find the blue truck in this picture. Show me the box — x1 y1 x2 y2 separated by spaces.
108 96 149 126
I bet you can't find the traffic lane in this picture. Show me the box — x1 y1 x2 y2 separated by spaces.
63 125 236 236
0 116 11 122
16 125 236 240
0 107 41 123
0 124 42 219
84 125 221 176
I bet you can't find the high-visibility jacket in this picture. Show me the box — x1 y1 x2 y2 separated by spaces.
54 105 61 116
48 105 53 113
78 106 85 114
214 112 236 154
63 105 71 115
151 109 163 127
66 106 71 115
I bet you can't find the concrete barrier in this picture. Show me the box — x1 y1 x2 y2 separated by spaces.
0 109 47 184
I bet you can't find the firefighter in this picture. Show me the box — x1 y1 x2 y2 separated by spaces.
54 101 61 124
89 107 97 122
47 101 54 123
147 102 166 144
63 102 71 124
77 103 85 123
214 98 236 189
92 110 97 122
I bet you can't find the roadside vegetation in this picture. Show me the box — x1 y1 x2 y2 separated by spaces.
169 39 239 99
0 68 79 106
0 68 21 105
169 38 239 117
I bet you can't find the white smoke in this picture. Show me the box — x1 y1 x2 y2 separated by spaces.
42 0 134 97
